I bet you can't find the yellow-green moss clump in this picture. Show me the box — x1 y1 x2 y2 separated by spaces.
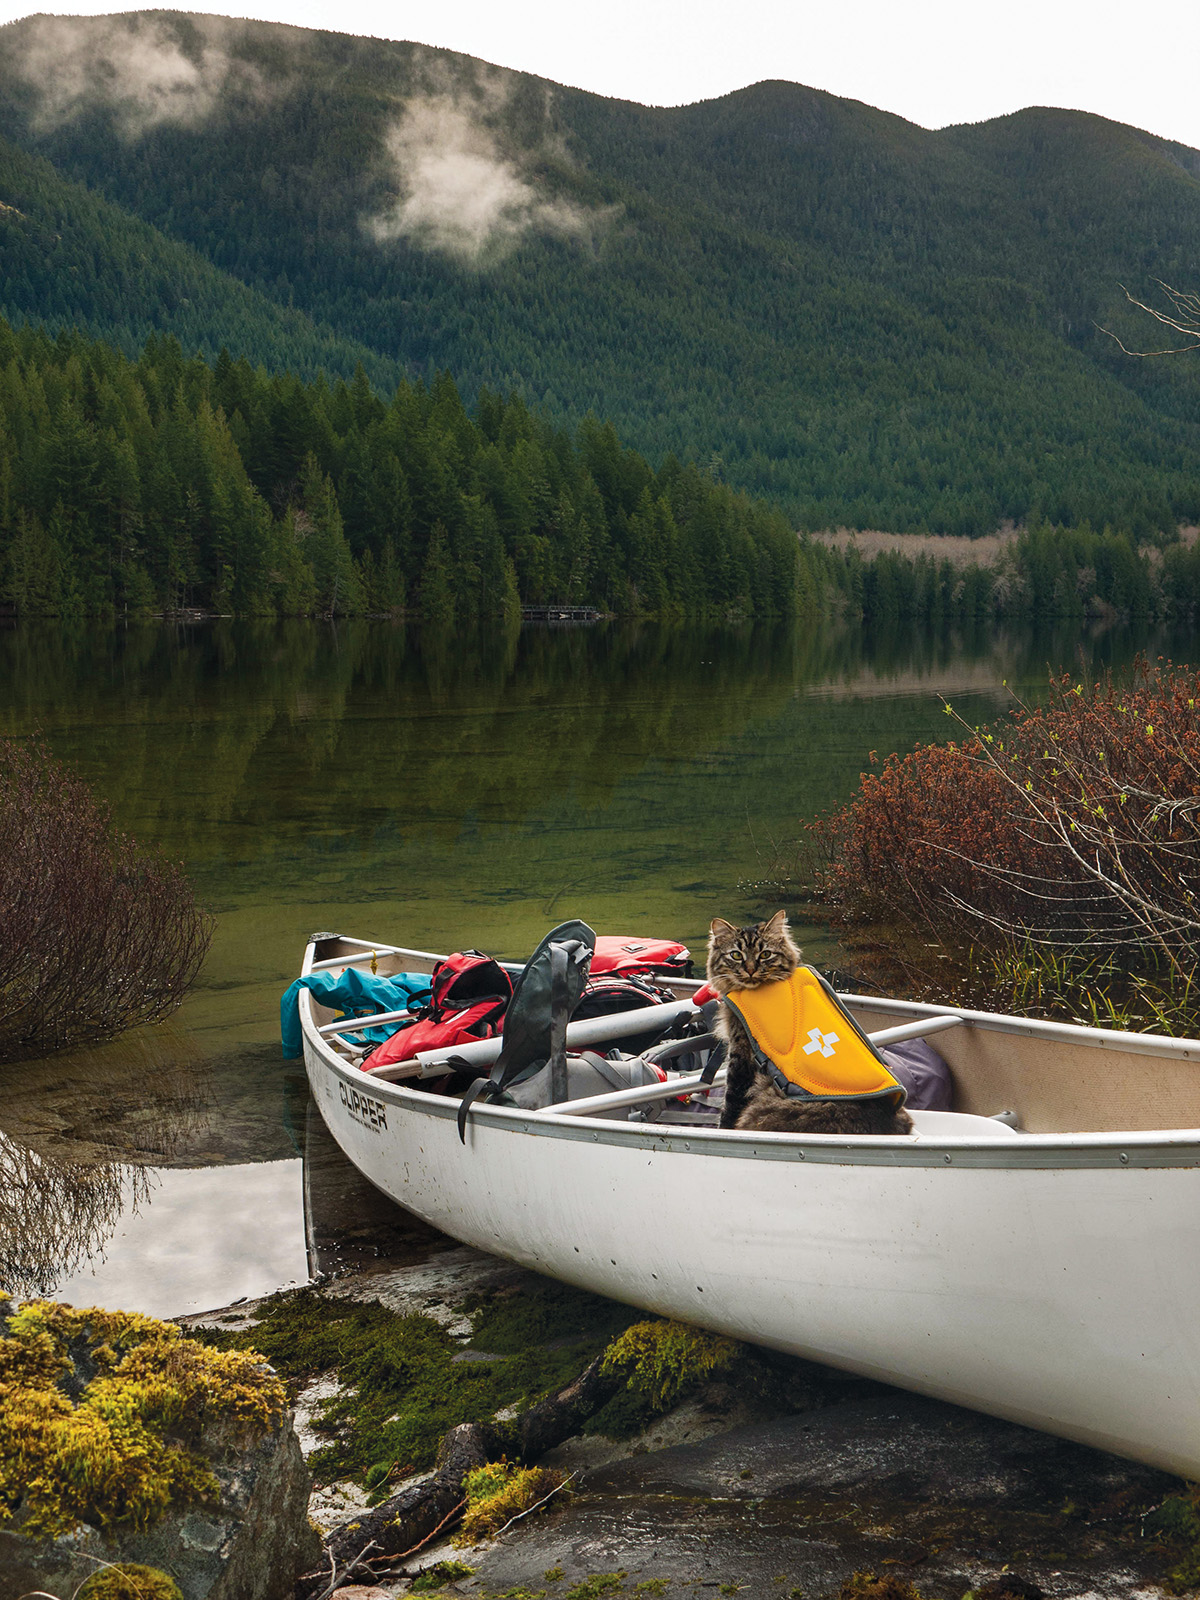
0 1298 286 1540
77 1563 185 1600
456 1460 568 1544
600 1318 740 1411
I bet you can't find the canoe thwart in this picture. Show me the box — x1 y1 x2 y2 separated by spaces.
869 1014 964 1047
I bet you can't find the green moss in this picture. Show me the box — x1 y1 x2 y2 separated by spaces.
203 1283 638 1488
77 1564 184 1600
467 1283 637 1354
601 1320 739 1412
634 1583 669 1595
0 1299 284 1540
564 1578 627 1600
1145 1490 1200 1592
457 1459 568 1544
412 1560 476 1592
582 1319 741 1438
545 1570 566 1584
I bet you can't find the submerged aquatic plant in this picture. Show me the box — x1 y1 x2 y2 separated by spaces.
984 940 1200 1034
0 1298 284 1538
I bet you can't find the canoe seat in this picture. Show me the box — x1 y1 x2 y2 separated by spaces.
909 1109 1020 1138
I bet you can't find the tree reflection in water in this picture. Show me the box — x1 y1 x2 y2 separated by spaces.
0 1133 153 1298
0 1023 209 1297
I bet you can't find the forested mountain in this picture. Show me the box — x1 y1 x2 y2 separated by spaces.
0 132 400 383
1 11 1200 537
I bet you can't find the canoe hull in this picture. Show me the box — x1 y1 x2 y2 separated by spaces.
304 1013 1200 1480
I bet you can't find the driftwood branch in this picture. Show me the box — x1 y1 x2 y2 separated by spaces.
299 1351 621 1598
517 1350 622 1459
308 1421 501 1590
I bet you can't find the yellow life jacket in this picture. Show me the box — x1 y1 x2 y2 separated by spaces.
724 966 906 1107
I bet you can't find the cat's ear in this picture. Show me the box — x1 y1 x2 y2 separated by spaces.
709 917 738 937
763 909 789 936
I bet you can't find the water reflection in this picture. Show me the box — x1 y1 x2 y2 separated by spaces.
0 1132 152 1299
0 1021 311 1309
0 1008 449 1312
51 1160 308 1319
0 1093 451 1316
302 1099 451 1282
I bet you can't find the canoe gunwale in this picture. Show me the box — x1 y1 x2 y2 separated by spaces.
303 935 1200 1065
842 990 1200 1062
300 987 1200 1170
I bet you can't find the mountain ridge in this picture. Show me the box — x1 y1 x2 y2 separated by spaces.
1 9 1199 535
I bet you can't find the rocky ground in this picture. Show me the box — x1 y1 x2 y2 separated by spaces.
183 1235 1193 1600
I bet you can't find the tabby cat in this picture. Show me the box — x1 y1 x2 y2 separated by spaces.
707 911 913 1136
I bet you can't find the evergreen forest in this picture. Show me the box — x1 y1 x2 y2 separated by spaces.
6 317 1200 625
0 319 803 619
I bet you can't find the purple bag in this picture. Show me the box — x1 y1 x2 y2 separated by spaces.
879 1037 953 1111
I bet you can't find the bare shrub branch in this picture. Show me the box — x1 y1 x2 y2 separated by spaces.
1098 280 1200 356
0 737 213 1061
813 659 1200 975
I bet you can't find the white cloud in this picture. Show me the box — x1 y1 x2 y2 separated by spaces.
367 81 611 263
9 13 267 134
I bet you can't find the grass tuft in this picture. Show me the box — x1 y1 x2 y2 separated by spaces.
600 1319 740 1412
76 1566 184 1600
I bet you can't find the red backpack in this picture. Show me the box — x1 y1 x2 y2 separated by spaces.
363 951 513 1072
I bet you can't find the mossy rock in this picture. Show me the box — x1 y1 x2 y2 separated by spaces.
0 1296 320 1600
77 1564 184 1600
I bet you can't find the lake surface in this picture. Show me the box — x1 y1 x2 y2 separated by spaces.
2 616 1191 1315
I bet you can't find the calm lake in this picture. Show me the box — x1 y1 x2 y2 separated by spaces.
2 616 1192 1316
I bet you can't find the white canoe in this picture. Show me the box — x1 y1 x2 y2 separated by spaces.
299 933 1200 1479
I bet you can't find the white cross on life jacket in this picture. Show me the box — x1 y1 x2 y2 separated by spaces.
803 1026 839 1059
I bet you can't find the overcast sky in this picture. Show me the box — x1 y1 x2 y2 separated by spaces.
3 0 1199 149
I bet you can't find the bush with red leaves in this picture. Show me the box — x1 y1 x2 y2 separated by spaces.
0 738 213 1061
814 659 1200 967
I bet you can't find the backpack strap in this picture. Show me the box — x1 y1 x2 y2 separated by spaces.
576 1049 631 1091
457 919 596 1142
549 939 570 1104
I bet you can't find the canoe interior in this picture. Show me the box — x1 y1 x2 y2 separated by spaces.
850 1002 1200 1134
309 938 1200 1136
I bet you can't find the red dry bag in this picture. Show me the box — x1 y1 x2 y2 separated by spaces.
591 936 692 979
